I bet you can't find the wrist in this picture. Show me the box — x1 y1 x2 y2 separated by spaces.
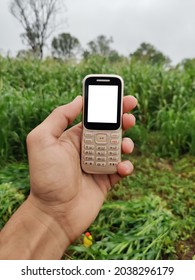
0 195 70 259
28 193 83 246
26 194 71 259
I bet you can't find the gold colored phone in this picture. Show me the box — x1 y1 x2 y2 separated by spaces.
81 74 123 174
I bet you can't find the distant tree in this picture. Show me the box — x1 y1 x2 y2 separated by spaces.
180 58 195 70
9 0 66 59
83 35 123 62
51 33 81 60
83 35 113 58
108 50 125 63
130 42 171 65
17 49 38 59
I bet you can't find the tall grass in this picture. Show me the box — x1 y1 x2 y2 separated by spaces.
0 56 195 259
0 56 195 163
1 156 194 259
68 196 177 260
0 182 25 228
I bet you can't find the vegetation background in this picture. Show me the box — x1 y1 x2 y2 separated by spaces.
0 54 195 260
0 0 195 260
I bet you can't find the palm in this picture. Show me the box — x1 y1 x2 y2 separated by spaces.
29 123 116 236
28 95 136 241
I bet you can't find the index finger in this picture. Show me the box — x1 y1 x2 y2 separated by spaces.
123 96 137 113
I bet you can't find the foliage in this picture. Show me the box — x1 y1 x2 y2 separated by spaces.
83 35 123 63
1 156 194 259
9 0 66 59
0 162 29 195
64 155 195 260
85 35 113 57
0 162 29 229
0 182 25 229
67 196 176 260
1 56 195 162
130 42 171 65
0 54 195 259
51 33 81 60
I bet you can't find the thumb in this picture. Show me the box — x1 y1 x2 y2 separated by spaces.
41 96 83 138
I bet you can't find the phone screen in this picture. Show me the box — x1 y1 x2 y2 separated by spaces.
87 85 118 123
83 75 122 130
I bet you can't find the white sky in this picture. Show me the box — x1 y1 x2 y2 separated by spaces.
0 0 195 64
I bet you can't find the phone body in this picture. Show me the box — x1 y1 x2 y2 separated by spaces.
81 74 123 174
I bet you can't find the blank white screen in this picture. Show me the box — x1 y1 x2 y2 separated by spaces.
87 85 118 123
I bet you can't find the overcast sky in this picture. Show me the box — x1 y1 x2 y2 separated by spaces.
0 0 195 64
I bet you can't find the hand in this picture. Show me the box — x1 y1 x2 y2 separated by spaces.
27 95 137 246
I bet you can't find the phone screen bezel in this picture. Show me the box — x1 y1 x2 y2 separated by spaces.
83 76 122 130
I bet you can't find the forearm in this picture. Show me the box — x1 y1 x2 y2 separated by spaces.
0 197 69 260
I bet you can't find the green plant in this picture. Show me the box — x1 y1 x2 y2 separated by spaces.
1 56 195 260
0 183 25 229
67 196 177 260
1 57 195 160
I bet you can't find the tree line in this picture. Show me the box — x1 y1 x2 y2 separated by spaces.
6 0 193 66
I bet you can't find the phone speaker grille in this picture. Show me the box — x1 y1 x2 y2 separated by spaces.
96 79 110 82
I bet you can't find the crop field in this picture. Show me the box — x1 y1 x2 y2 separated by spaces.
0 56 195 259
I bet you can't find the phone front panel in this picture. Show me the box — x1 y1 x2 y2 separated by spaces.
82 75 123 174
83 75 122 130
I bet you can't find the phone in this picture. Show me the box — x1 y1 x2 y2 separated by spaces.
81 74 123 174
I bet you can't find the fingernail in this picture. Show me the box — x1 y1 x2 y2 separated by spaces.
74 95 82 101
124 161 133 175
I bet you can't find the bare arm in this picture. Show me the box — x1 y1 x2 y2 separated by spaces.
0 199 68 259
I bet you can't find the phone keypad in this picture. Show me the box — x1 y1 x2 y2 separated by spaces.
84 144 94 150
84 161 94 166
96 162 106 167
110 139 119 145
108 151 118 157
95 134 107 144
85 150 94 155
84 155 94 161
84 138 93 144
97 146 106 151
82 131 121 169
97 151 106 156
96 156 106 162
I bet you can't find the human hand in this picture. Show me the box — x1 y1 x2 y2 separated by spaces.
26 95 137 249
